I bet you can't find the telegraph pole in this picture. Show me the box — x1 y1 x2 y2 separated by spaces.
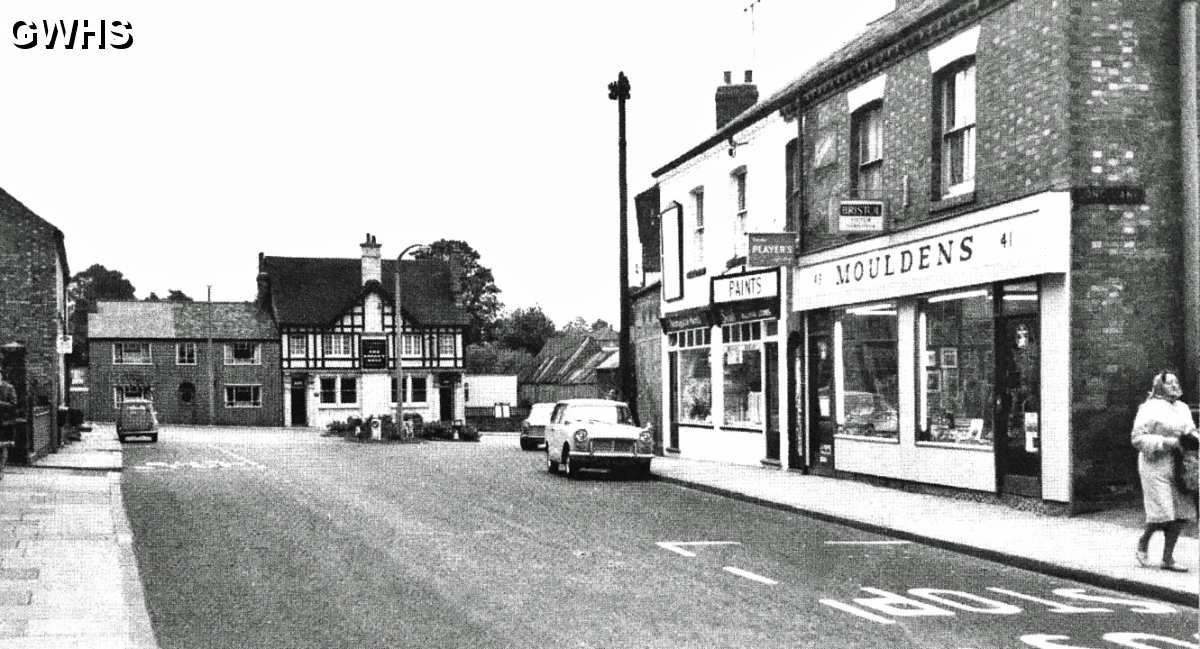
608 71 636 417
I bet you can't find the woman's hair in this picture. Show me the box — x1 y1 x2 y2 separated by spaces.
1148 369 1180 400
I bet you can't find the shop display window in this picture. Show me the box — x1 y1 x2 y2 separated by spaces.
918 287 994 446
837 303 899 440
673 327 712 424
722 321 765 427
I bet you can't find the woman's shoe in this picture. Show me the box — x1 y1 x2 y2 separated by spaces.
1136 550 1151 567
1161 560 1189 573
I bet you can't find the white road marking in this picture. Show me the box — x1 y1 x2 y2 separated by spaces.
655 541 741 557
819 599 896 625
206 445 268 470
825 540 911 545
723 566 777 585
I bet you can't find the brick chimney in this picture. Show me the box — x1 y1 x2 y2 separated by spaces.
360 233 381 285
447 255 466 308
254 252 271 313
715 70 759 129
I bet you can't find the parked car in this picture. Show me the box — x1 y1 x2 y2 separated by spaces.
116 398 159 442
544 398 654 479
520 402 555 451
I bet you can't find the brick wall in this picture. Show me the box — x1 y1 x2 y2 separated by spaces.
0 189 66 459
1066 0 1192 500
89 339 282 426
632 287 662 443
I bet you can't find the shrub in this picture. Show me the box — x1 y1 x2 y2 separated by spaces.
458 423 481 442
380 415 400 440
421 421 455 440
356 416 375 441
68 408 84 427
402 413 424 437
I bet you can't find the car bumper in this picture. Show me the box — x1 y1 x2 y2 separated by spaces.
567 451 653 468
520 433 546 442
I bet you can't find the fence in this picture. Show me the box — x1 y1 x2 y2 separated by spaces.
465 406 529 432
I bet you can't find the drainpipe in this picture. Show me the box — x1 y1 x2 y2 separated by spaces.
1181 0 1199 402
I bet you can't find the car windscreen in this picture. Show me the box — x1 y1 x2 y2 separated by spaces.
567 405 634 425
527 404 554 425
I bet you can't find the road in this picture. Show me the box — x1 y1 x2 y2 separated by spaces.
121 427 1199 649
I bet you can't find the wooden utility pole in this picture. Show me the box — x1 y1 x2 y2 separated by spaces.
609 71 636 417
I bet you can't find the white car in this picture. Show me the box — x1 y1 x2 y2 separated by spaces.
544 398 654 479
519 402 555 451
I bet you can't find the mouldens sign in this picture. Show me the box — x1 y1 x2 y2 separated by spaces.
712 269 779 304
796 201 1070 310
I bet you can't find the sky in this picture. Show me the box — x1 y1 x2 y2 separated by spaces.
1 0 893 328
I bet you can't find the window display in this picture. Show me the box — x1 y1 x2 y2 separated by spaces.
723 320 764 427
838 303 899 440
674 327 711 425
918 287 994 446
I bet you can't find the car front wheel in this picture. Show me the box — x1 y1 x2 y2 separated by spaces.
546 448 559 473
562 445 582 480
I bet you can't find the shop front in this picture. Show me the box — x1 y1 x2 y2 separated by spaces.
662 268 788 468
793 191 1072 501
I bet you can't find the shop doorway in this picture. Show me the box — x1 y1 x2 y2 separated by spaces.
290 374 308 427
806 312 836 476
995 282 1041 497
764 342 779 462
667 352 679 451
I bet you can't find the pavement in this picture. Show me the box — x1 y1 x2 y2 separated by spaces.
1 429 1194 649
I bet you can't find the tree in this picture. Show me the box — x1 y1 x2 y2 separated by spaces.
144 293 161 302
590 318 611 332
561 317 591 334
166 289 193 302
67 264 137 364
413 240 503 344
495 306 556 356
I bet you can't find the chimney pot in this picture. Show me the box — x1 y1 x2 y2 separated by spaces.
744 70 753 83
723 71 732 84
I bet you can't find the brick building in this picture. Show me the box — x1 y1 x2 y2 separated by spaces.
87 301 281 426
645 0 1199 511
0 188 70 461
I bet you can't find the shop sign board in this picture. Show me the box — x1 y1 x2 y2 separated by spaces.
660 306 714 332
56 335 72 355
747 233 796 267
835 199 887 233
711 268 779 304
716 299 779 325
361 339 388 369
796 193 1070 311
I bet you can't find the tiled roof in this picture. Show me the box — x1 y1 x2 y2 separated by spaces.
520 334 620 386
89 301 277 339
260 256 470 327
653 0 958 178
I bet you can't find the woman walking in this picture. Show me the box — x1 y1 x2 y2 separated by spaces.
1131 370 1199 572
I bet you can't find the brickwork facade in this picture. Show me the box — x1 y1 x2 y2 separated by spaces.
88 339 282 426
0 188 69 460
631 284 662 448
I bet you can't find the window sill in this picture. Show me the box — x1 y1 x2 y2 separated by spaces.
225 405 263 409
930 190 976 214
722 425 763 433
685 268 707 279
915 440 993 452
225 362 262 366
835 434 900 444
676 421 714 429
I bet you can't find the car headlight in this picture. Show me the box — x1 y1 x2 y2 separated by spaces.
573 429 589 444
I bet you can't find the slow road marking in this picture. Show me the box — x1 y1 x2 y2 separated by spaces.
723 566 778 585
825 540 911 545
655 541 741 557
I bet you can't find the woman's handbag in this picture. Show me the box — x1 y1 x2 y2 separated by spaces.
1174 446 1200 498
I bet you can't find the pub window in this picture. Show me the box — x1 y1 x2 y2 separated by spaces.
340 377 358 404
322 334 353 357
675 326 712 425
934 57 976 198
850 101 883 195
319 377 338 404
917 287 994 446
402 333 422 356
411 377 427 403
176 342 197 365
837 302 899 441
225 342 261 365
288 334 307 358
438 334 457 357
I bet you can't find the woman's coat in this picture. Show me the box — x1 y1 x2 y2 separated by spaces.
1131 398 1199 524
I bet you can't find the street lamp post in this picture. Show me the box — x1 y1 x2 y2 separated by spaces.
608 71 636 418
394 244 429 438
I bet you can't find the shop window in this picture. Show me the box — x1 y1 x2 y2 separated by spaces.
722 339 763 427
837 303 899 440
918 287 994 446
673 326 711 424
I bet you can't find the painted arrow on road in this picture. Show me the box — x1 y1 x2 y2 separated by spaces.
655 541 741 557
